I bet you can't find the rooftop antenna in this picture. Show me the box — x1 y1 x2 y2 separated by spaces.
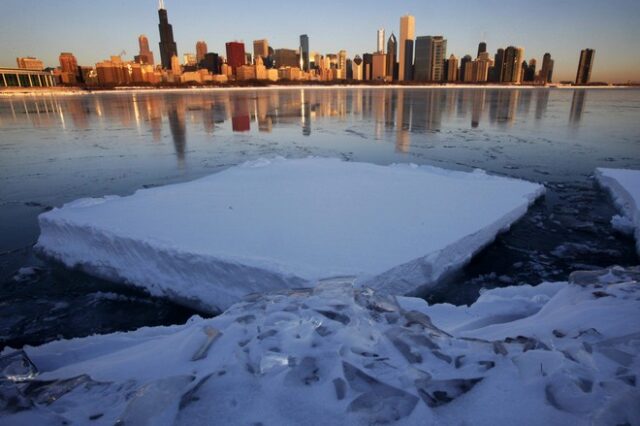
481 31 487 43
159 0 165 10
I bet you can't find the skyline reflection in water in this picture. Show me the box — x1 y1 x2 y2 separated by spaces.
0 87 590 147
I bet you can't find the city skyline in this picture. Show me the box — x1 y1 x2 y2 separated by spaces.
1 0 639 83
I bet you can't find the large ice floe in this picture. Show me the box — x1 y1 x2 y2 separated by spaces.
36 157 544 312
1 267 639 425
596 168 640 255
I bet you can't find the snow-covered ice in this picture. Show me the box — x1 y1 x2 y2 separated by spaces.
1 267 639 425
36 157 544 312
596 167 640 255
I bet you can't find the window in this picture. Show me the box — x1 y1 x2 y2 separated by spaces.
19 74 30 87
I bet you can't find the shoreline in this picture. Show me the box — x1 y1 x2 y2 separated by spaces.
0 83 636 97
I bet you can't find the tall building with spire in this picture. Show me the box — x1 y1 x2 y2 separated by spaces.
477 42 487 58
576 49 595 85
158 0 178 69
399 14 415 81
377 29 385 53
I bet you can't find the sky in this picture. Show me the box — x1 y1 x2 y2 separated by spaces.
1 0 639 83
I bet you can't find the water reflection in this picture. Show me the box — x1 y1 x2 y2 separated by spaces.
0 88 597 159
570 90 587 124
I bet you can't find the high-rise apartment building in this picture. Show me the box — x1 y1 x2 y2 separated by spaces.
300 35 310 71
158 0 178 69
399 14 415 81
136 35 155 65
226 42 246 73
576 49 595 85
446 55 458 82
459 55 472 82
490 48 505 83
523 58 537 82
377 29 385 53
253 39 269 62
386 34 397 80
352 55 363 80
539 53 554 84
503 46 524 83
16 57 44 70
59 53 78 74
196 41 208 63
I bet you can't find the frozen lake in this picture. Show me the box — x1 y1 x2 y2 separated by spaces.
1 87 639 348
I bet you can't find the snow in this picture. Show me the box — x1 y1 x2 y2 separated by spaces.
36 157 544 313
596 167 640 255
2 267 639 425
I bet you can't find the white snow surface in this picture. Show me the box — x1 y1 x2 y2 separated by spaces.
2 267 639 425
36 157 544 312
596 167 640 256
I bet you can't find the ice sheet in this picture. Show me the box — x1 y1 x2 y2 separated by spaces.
596 167 640 255
37 157 544 312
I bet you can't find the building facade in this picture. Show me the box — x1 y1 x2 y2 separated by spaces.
0 67 56 88
226 42 247 73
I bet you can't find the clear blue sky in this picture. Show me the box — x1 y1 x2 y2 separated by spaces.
1 0 639 82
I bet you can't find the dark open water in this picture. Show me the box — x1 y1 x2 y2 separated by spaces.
1 87 639 349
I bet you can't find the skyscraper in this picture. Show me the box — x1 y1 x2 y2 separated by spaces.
196 41 208 63
413 34 451 83
431 36 447 82
490 48 505 83
59 52 79 84
399 15 415 81
158 0 178 69
300 35 310 72
377 29 385 53
386 34 398 80
539 53 554 84
459 55 472 82
253 39 269 62
477 42 487 58
414 36 432 81
503 46 524 83
136 35 155 65
338 50 347 79
446 55 458 82
576 49 595 85
226 42 246 73
372 52 386 80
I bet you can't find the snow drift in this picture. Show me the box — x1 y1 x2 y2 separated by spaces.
1 267 639 425
596 167 640 255
36 158 544 312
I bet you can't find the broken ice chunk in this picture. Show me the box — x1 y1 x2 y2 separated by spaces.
191 326 222 361
0 351 38 382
